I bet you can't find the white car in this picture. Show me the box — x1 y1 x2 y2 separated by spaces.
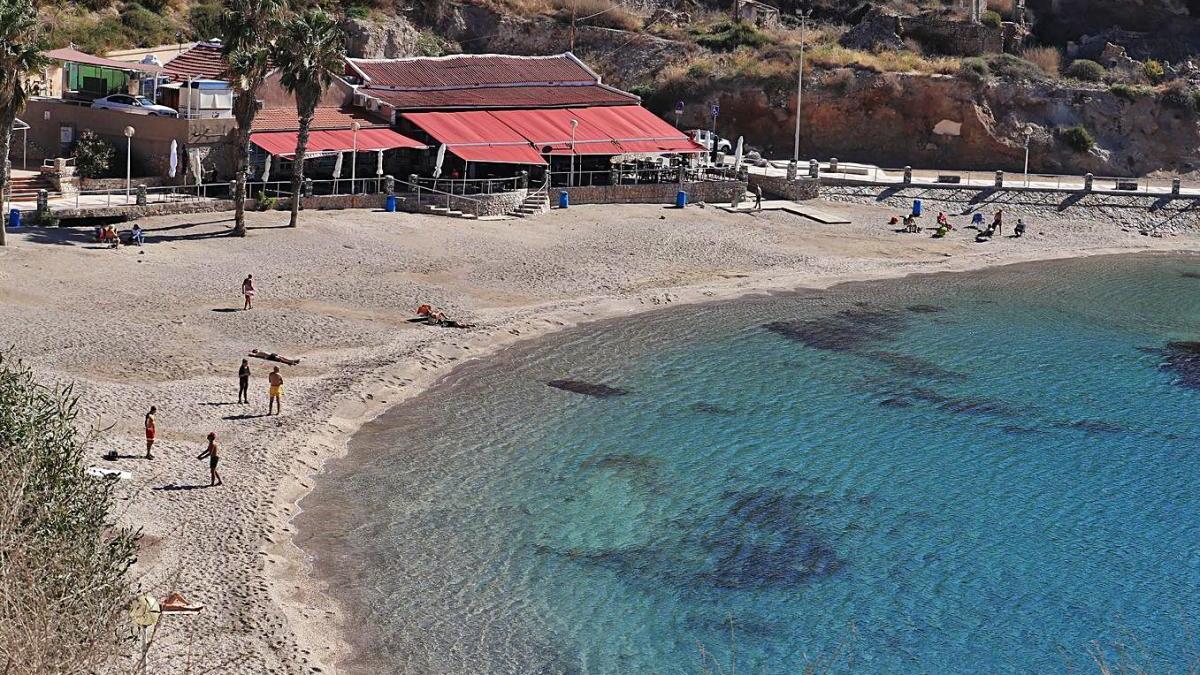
91 94 177 117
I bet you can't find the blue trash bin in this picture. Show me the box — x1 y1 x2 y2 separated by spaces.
912 199 923 217
8 209 20 229
558 190 569 209
385 195 397 212
675 190 688 208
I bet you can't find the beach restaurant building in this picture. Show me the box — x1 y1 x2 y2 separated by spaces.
341 53 705 187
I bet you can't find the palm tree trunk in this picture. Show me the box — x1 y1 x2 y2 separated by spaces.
230 91 258 237
289 111 313 228
0 111 14 248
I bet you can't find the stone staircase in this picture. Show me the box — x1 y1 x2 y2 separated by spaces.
422 204 477 220
509 190 550 218
6 172 57 203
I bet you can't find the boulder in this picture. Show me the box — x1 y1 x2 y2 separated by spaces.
839 7 905 52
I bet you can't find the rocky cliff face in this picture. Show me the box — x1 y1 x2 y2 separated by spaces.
660 70 1200 176
343 16 423 59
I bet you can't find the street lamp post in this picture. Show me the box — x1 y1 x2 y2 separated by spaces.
350 122 360 194
569 119 579 187
1022 126 1033 187
124 126 135 202
790 8 812 180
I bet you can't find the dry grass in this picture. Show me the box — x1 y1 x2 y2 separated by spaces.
1022 46 1062 77
806 43 961 75
548 0 642 31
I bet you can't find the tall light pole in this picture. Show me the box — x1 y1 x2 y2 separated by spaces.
351 121 360 194
1022 125 1032 187
124 126 135 202
569 118 578 187
790 8 812 180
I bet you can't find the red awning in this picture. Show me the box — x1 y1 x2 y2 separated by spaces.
488 108 622 156
250 128 426 158
402 111 547 165
576 106 706 154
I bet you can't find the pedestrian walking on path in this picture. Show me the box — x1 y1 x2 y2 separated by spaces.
754 184 763 210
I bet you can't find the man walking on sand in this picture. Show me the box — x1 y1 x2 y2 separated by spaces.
238 358 251 404
242 274 256 310
268 366 283 415
144 406 157 459
754 184 763 211
197 432 222 487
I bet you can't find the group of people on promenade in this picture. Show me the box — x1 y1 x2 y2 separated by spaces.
137 274 286 487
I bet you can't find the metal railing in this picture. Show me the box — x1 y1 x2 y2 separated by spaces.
547 165 741 188
411 175 525 196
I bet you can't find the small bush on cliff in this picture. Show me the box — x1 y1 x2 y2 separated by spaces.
980 10 1002 27
1160 81 1198 114
1065 59 1105 82
986 53 1045 82
73 131 115 179
1059 125 1095 152
1110 82 1153 100
1143 59 1165 83
693 20 769 52
959 57 989 83
187 0 223 41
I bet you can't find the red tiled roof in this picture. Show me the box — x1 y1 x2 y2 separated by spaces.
252 107 391 132
367 84 637 111
349 53 598 89
162 43 228 81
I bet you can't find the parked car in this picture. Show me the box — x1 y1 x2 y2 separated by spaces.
687 129 732 154
90 94 177 117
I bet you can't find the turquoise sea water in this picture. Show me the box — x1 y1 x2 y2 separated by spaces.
300 254 1200 674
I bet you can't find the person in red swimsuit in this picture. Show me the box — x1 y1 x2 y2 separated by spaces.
144 406 157 459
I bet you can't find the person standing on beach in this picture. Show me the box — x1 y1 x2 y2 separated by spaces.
242 274 255 310
238 359 251 404
754 184 763 211
197 432 222 487
992 210 1004 236
268 366 283 415
144 406 157 459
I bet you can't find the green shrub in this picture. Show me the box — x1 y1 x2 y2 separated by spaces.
1059 125 1095 152
255 191 278 211
1065 59 1104 82
73 131 115 179
981 10 1002 27
346 4 370 19
416 31 446 57
1110 82 1153 100
188 1 223 41
986 53 1045 81
694 20 770 52
1143 59 1165 83
30 210 60 227
959 56 989 82
121 3 173 46
686 58 715 79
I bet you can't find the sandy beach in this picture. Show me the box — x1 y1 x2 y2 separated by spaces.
1 198 1198 674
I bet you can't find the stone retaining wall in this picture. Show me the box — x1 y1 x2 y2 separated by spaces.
559 180 745 206
747 174 820 201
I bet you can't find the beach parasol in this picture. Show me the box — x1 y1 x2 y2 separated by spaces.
376 149 384 176
432 144 446 179
332 151 343 179
261 154 271 184
732 136 744 172
168 140 178 178
189 149 202 182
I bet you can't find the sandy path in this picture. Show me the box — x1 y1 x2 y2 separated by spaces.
0 201 1196 674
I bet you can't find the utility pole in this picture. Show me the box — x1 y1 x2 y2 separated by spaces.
569 0 577 52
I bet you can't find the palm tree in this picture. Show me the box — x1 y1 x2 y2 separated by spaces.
222 0 283 237
0 0 48 247
272 8 345 228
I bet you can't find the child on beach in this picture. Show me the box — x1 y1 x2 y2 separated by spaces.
238 359 251 404
242 274 255 310
144 406 156 459
268 366 283 415
196 432 222 487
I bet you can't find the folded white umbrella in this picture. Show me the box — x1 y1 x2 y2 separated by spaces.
732 136 744 171
261 154 271 184
376 149 384 176
432 144 446 178
168 139 178 178
332 151 343 179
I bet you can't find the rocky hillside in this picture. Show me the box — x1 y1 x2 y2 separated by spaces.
33 0 1200 175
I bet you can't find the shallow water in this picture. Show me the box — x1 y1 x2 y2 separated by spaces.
300 253 1200 674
